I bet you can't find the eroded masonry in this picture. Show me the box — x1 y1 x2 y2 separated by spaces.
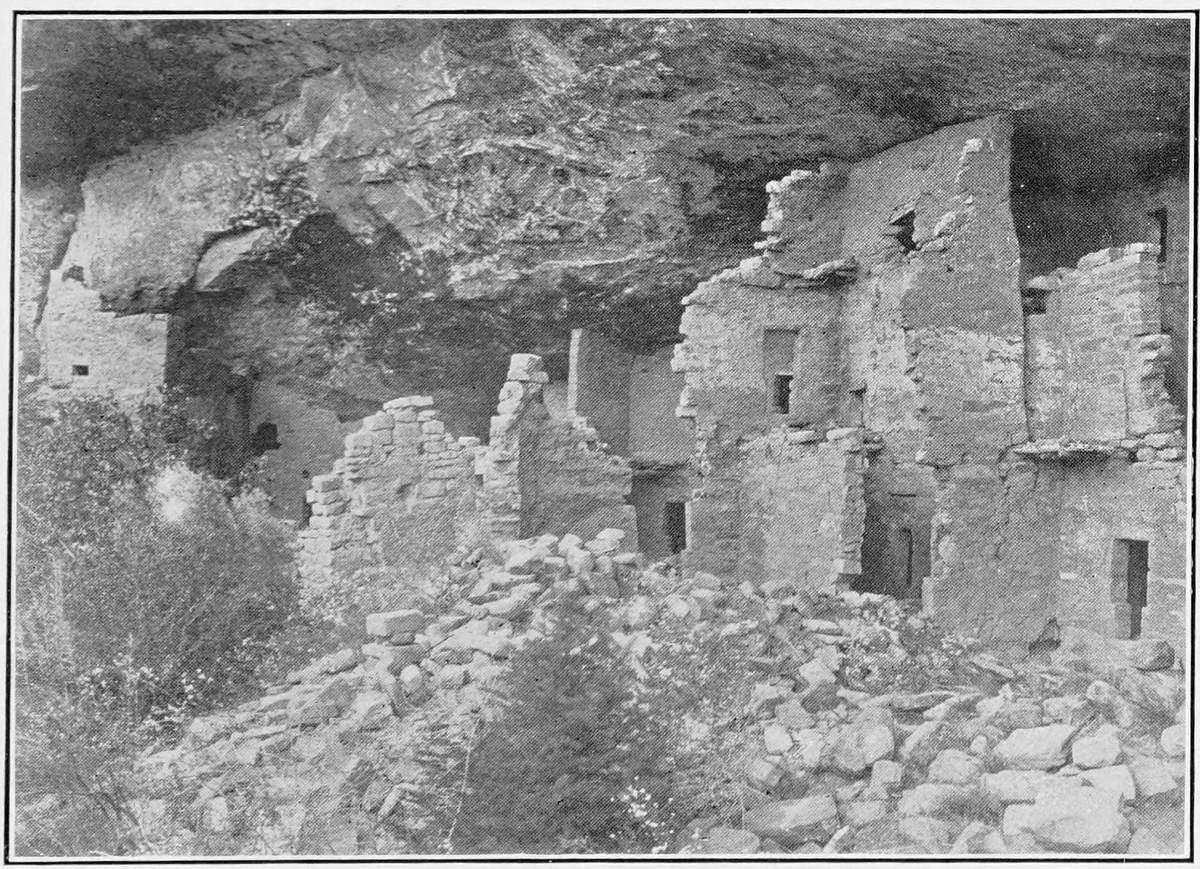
40 113 1189 653
670 115 1187 650
293 114 1187 652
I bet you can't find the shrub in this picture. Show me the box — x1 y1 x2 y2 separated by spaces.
12 390 299 856
422 592 680 854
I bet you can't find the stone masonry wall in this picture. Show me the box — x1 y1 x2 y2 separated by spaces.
742 427 866 594
480 353 636 546
1023 243 1180 444
567 328 632 455
1056 457 1187 653
299 353 636 612
38 263 169 405
838 115 1028 467
928 460 1065 645
296 396 479 612
676 116 1028 601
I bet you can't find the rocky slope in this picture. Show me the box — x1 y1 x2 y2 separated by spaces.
98 532 1187 856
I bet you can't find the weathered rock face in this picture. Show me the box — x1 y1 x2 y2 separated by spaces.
21 18 1192 361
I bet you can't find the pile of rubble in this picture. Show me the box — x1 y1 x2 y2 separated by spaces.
129 527 647 853
128 542 1186 857
677 593 1186 856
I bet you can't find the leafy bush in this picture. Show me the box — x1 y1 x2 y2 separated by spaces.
13 389 299 856
420 592 680 854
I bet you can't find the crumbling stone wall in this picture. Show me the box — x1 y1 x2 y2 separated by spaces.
248 382 358 521
675 116 1024 598
673 255 863 587
939 244 1186 647
1024 244 1180 443
300 353 635 611
38 232 169 405
482 353 636 545
676 115 1186 651
296 396 479 610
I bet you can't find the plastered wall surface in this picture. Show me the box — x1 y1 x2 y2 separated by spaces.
567 329 632 455
39 266 168 404
929 461 1065 644
742 428 866 594
629 346 692 464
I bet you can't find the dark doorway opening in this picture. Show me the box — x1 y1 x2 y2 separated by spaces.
1111 539 1149 639
893 209 917 253
772 374 794 414
664 501 688 554
250 422 281 456
1149 208 1168 264
900 527 915 590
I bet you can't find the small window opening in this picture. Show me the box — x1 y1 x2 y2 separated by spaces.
763 328 797 414
893 209 917 253
1149 208 1168 264
1111 539 1149 639
71 364 89 377
773 374 794 414
1021 287 1049 315
250 422 281 456
664 501 688 554
63 265 85 284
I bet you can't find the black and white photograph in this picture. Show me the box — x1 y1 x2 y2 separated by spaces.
5 8 1195 860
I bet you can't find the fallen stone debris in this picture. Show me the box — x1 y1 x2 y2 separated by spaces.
129 535 1186 857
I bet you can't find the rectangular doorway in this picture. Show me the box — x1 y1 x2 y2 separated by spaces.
664 501 688 554
1111 539 1149 639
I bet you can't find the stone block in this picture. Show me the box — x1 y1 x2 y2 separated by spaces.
1127 756 1178 802
366 609 429 638
994 724 1073 770
1029 786 1130 852
506 353 544 382
1127 639 1174 671
1071 728 1121 769
1079 764 1136 804
763 723 793 753
928 748 984 784
746 756 784 791
743 795 838 846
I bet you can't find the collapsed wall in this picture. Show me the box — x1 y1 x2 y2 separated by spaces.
297 353 635 615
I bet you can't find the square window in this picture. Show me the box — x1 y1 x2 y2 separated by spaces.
71 364 89 376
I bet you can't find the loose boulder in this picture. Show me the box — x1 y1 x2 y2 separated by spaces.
1029 787 1130 853
994 724 1074 770
743 795 839 846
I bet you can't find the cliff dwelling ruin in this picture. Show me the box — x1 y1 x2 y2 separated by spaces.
33 112 1189 655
